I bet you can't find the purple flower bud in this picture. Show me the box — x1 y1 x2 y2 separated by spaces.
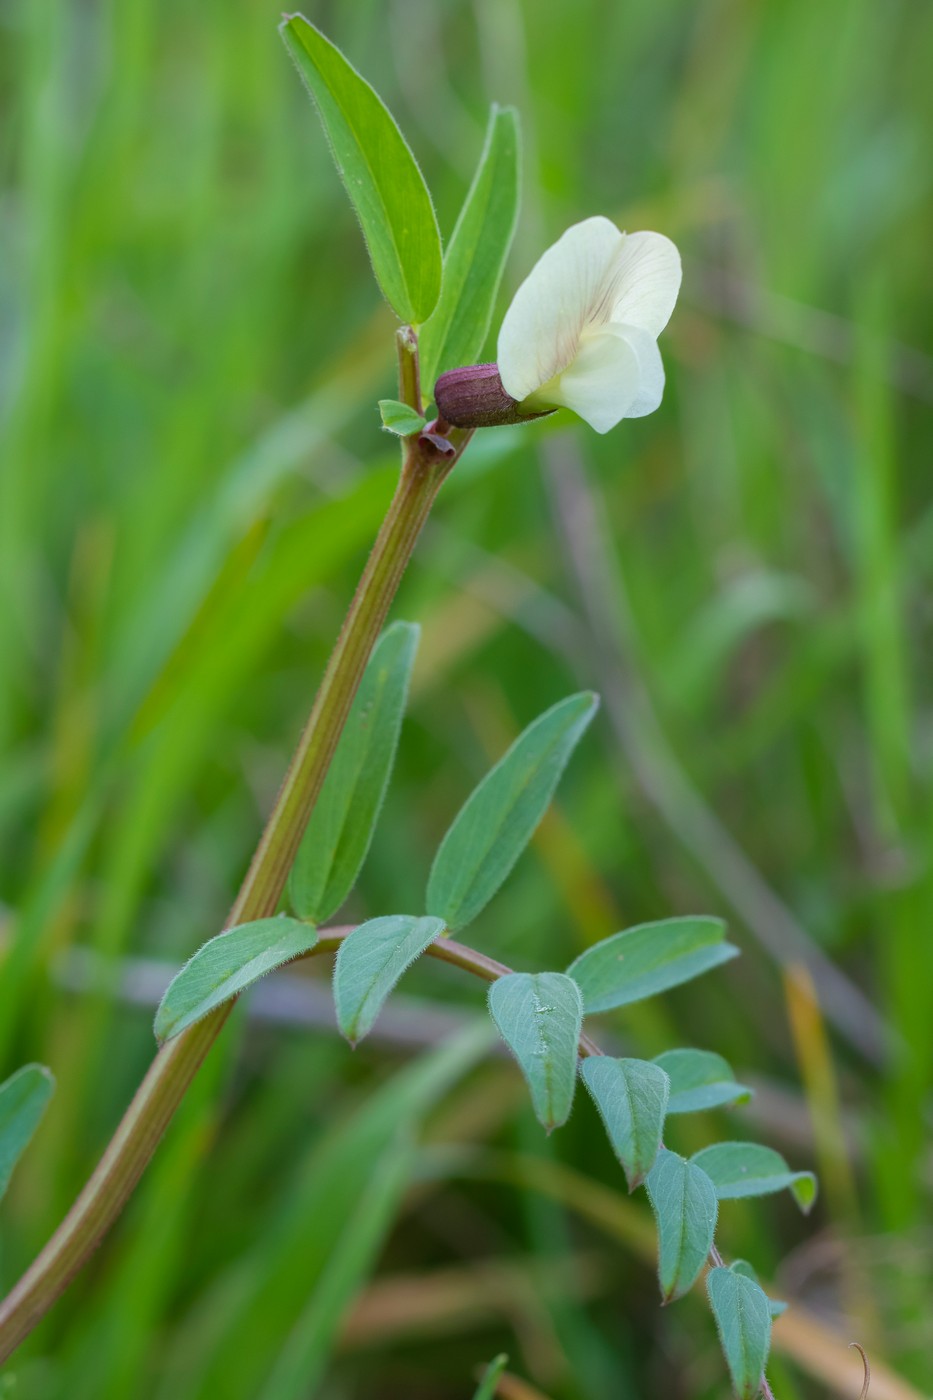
433 363 554 429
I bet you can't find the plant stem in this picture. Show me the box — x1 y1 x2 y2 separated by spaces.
0 430 466 1362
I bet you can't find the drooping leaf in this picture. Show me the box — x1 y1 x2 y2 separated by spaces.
567 916 738 1015
488 972 583 1132
419 104 521 394
154 918 318 1043
289 622 419 923
0 1064 55 1202
645 1148 718 1302
730 1261 787 1317
333 914 445 1044
581 1056 669 1190
707 1265 773 1399
378 399 427 436
280 15 442 324
654 1048 752 1116
691 1142 817 1213
472 1354 509 1400
427 692 598 931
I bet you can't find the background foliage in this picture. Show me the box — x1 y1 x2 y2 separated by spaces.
1 0 931 1395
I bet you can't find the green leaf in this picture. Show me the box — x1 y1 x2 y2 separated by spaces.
487 972 583 1132
280 15 442 324
654 1048 752 1116
645 1148 718 1302
0 1064 55 1202
691 1142 817 1213
567 916 738 1015
154 918 318 1042
419 105 521 393
472 1354 509 1400
581 1057 669 1190
707 1266 773 1399
730 1261 787 1317
333 914 445 1044
289 622 419 923
378 400 427 436
427 692 598 931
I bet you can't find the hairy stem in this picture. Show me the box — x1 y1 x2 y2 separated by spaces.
0 427 468 1362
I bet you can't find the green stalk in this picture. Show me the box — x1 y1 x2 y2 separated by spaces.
0 410 468 1362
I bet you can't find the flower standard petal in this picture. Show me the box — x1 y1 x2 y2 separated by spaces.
605 231 682 336
497 216 624 402
538 325 642 435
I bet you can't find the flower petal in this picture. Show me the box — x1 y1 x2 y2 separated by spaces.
497 216 624 401
541 325 642 434
605 232 682 337
609 323 666 417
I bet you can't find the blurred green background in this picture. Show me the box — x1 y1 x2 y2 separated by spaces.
1 0 931 1395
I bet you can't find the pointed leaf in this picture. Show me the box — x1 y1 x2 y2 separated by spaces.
0 1064 55 1202
419 105 521 393
730 1261 787 1317
707 1265 773 1399
581 1056 669 1190
427 692 598 931
289 622 419 923
654 1049 752 1116
568 916 738 1015
472 1354 509 1400
488 972 583 1132
280 15 442 323
154 918 318 1042
334 914 445 1044
645 1148 718 1302
691 1142 817 1213
378 400 427 436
